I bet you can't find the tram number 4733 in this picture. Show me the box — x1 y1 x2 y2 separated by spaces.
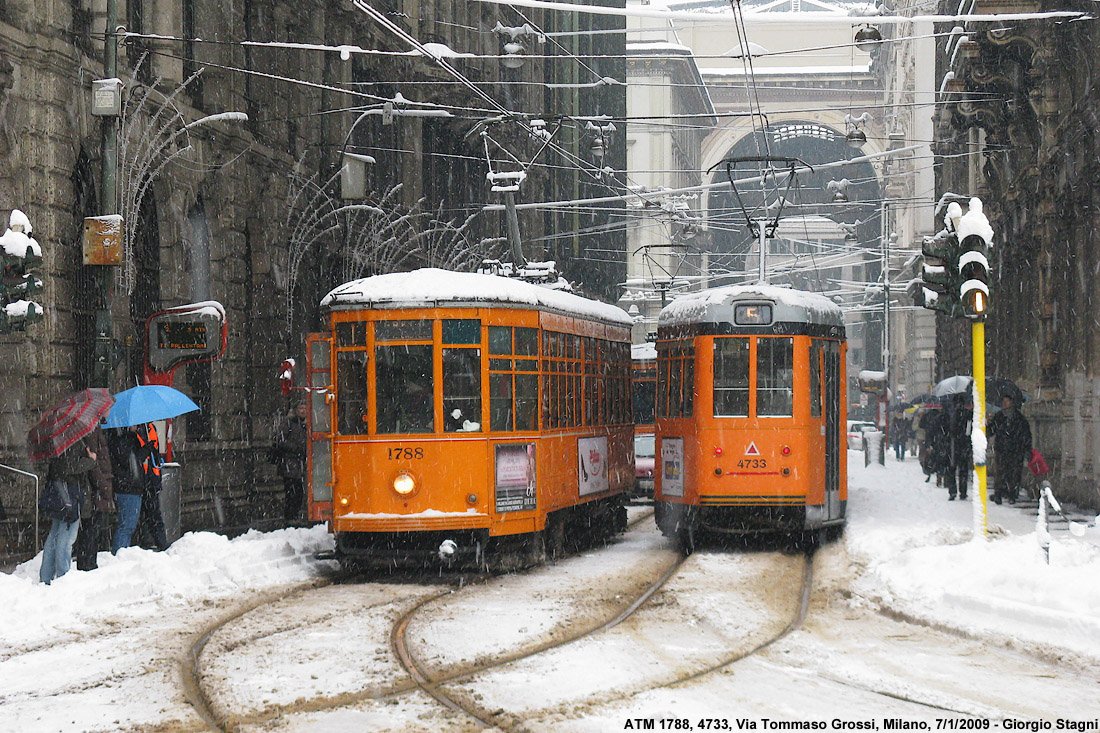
737 458 767 469
388 447 425 460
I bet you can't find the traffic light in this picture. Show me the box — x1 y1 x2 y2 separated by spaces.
956 198 994 319
908 228 964 318
0 212 44 332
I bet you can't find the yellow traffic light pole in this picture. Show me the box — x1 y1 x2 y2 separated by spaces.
973 319 988 538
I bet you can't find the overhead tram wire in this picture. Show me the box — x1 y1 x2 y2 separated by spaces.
348 0 642 203
112 34 1004 124
129 20 637 207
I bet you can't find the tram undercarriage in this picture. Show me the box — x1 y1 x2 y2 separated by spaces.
335 495 627 572
654 500 845 547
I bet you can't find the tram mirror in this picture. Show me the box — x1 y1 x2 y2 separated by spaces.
734 304 772 325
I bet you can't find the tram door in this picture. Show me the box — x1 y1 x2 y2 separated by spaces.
306 333 335 521
824 340 841 519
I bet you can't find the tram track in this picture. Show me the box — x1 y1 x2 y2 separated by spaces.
387 550 688 731
172 523 1023 730
184 509 671 731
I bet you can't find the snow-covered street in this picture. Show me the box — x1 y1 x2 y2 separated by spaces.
2 451 1099 732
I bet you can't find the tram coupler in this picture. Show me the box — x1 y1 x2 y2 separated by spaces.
437 539 458 565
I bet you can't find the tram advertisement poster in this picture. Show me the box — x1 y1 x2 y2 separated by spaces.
661 437 684 497
495 443 536 513
577 436 609 496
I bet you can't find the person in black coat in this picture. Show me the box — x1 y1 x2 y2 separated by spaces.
987 394 1032 504
920 408 949 485
108 426 154 553
943 394 972 500
272 401 308 521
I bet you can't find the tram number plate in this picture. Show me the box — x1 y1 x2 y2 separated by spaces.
387 447 424 460
737 459 767 469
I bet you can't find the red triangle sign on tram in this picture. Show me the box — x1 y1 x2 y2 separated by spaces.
745 441 760 456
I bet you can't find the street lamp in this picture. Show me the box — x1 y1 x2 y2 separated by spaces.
845 113 872 149
854 25 883 51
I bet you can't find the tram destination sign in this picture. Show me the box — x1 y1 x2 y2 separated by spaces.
145 302 228 376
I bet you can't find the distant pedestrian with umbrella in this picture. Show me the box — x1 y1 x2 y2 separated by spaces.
27 388 115 583
943 392 972 501
987 392 1032 504
102 385 199 552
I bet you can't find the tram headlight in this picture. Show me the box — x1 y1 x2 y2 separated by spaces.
393 471 417 496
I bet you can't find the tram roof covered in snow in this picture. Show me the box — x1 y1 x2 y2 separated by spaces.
658 283 845 330
321 268 633 327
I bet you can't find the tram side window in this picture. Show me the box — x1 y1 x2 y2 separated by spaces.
490 326 540 432
757 337 794 417
336 350 369 435
681 342 695 417
375 344 434 434
809 340 822 418
713 337 749 418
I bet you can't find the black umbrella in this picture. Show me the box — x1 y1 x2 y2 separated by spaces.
987 377 1025 405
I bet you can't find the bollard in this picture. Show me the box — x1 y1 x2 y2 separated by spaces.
160 462 182 544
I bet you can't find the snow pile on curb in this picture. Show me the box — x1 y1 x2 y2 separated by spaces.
1 525 337 649
846 456 1100 661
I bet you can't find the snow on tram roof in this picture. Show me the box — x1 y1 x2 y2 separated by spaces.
659 283 844 328
321 268 633 326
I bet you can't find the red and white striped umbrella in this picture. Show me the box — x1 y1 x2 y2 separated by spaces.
27 388 114 463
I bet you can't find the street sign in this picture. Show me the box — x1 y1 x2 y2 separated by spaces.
144 301 227 384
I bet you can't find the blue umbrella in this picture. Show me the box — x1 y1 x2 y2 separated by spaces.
102 385 200 428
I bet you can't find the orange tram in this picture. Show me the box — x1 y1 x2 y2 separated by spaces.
304 268 634 570
653 284 847 547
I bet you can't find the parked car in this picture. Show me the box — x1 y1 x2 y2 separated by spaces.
633 433 655 499
846 421 877 450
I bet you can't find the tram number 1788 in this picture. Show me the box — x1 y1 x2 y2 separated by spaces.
388 447 425 460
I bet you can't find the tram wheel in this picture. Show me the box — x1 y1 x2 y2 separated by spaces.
676 521 696 555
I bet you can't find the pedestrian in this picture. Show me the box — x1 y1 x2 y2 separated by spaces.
40 439 96 584
133 423 168 550
890 411 908 461
108 425 151 554
73 426 114 571
943 394 972 501
920 407 947 484
272 400 308 521
987 394 1032 504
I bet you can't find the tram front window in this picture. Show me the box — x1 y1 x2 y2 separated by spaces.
757 337 794 417
632 379 655 425
713 338 749 417
375 344 434 434
443 348 482 432
336 351 369 434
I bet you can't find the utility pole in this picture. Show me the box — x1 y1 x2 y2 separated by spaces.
93 0 119 388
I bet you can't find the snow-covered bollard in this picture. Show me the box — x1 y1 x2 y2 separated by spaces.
1037 480 1054 563
1036 480 1088 563
863 430 885 467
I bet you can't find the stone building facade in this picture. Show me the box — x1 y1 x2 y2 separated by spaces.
935 0 1099 509
0 0 626 559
